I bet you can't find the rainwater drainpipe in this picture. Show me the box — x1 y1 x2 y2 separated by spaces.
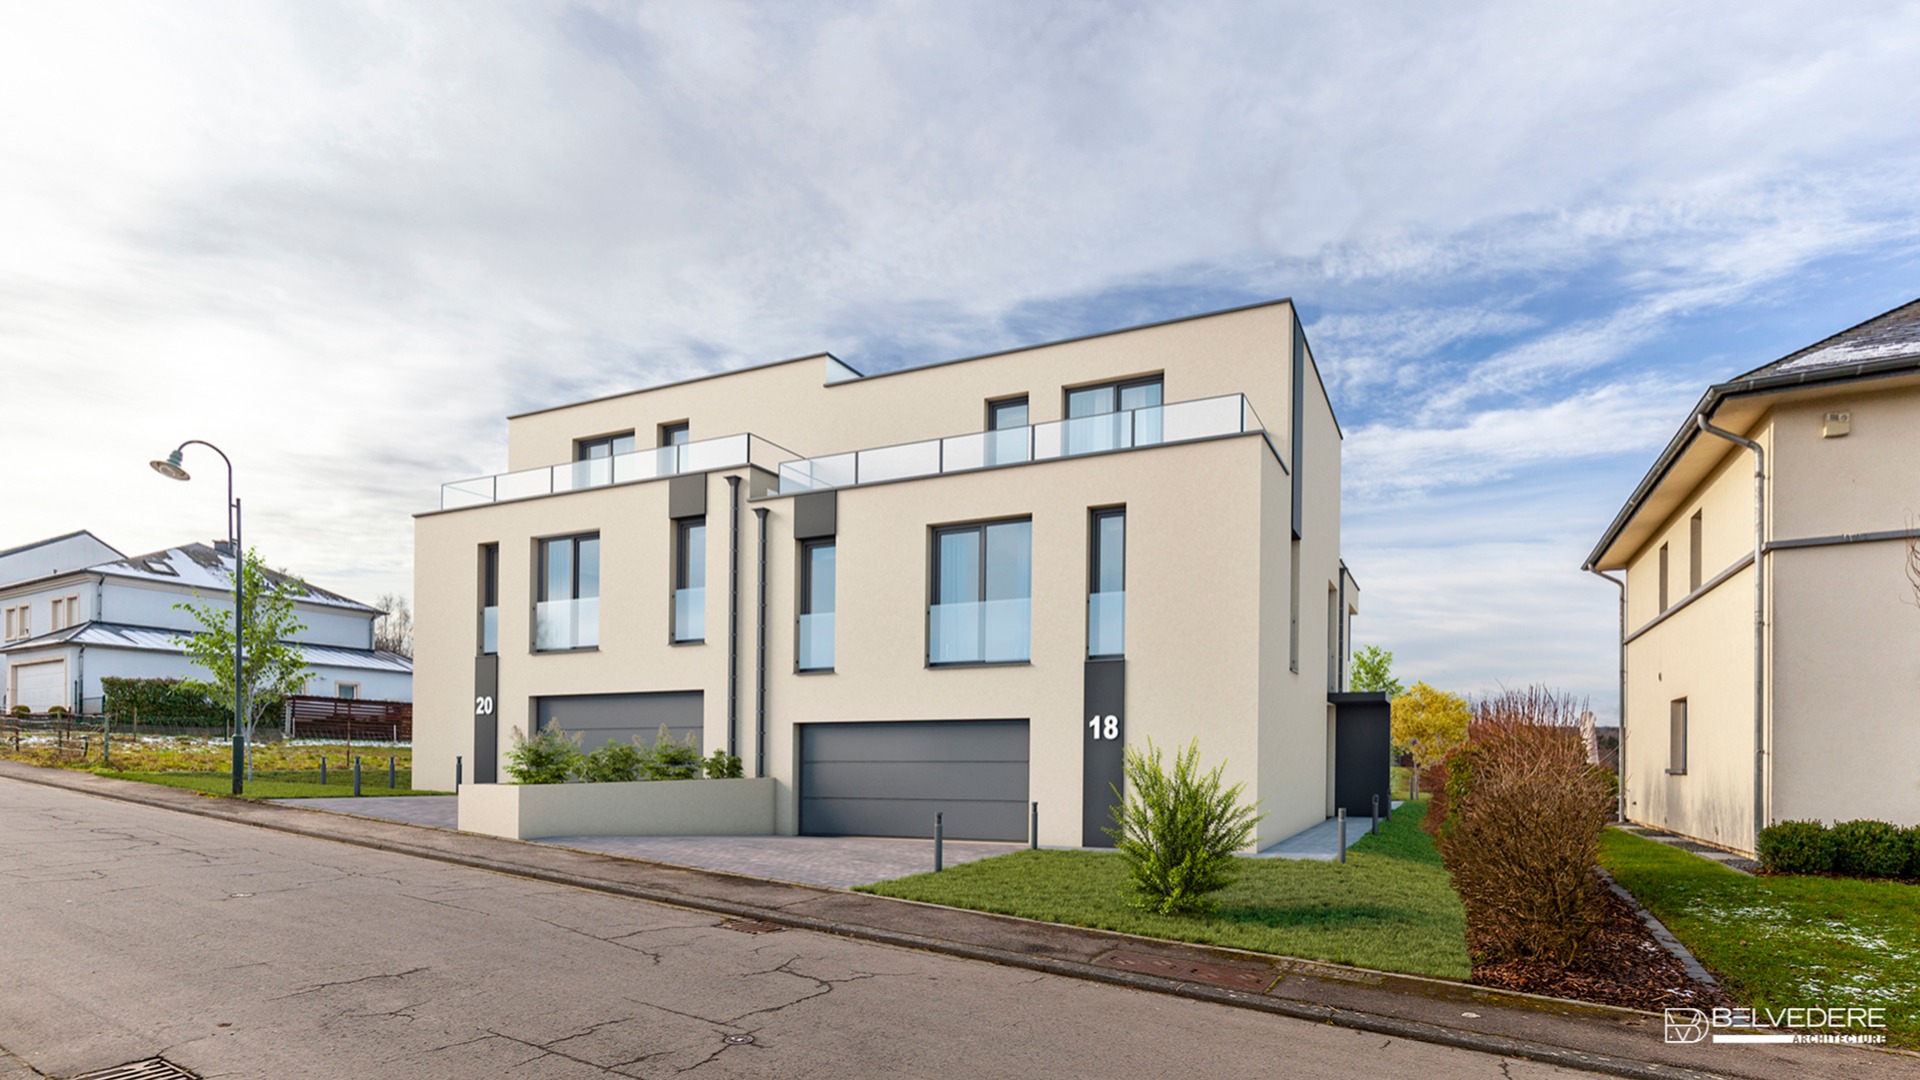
1696 415 1768 846
753 506 770 780
726 475 741 759
1585 567 1625 822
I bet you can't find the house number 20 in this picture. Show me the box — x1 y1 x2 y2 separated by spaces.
1088 714 1118 740
474 696 495 716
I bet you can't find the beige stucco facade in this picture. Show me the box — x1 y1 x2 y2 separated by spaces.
1594 355 1920 854
415 301 1358 850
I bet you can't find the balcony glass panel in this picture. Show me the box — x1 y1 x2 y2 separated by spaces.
855 439 941 484
1160 395 1243 442
674 587 705 643
679 434 748 474
495 468 553 502
779 452 857 493
613 446 676 484
481 606 499 655
798 611 834 670
1088 592 1125 657
534 597 599 651
557 457 614 493
928 598 1031 664
442 477 495 509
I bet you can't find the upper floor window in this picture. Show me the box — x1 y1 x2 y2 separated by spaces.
930 519 1031 665
337 682 360 700
479 543 499 655
1668 698 1688 775
1064 377 1163 452
3 606 25 641
988 397 1028 431
660 422 690 447
798 540 836 671
535 533 599 651
573 433 635 489
1088 509 1125 658
674 520 706 643
1689 511 1703 592
1658 542 1670 612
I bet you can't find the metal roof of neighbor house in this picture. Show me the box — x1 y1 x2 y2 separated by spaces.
0 621 412 673
88 544 381 613
1585 296 1920 571
0 529 122 562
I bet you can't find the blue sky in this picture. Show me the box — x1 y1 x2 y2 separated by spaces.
4 2 1919 718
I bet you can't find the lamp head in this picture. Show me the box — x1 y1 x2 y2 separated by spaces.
149 449 190 481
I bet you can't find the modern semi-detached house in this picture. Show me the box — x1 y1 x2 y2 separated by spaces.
415 300 1364 849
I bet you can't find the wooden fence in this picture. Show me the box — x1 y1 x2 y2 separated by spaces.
282 696 412 743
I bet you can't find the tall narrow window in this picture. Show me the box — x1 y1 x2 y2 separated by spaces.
799 540 836 671
1088 509 1125 657
674 520 707 642
1064 376 1162 454
1668 699 1688 775
535 534 599 651
930 519 1032 665
985 397 1030 467
1327 585 1339 692
1289 539 1301 673
479 543 499 655
1689 511 1703 593
1658 543 1670 612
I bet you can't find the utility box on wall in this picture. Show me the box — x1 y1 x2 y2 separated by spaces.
1328 691 1392 818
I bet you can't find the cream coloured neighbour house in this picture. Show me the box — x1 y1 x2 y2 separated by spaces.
415 300 1374 849
1585 297 1920 856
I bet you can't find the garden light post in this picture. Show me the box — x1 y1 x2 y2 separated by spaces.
150 441 244 796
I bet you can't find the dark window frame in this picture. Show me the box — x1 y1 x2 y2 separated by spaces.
928 517 1032 667
535 532 600 653
798 538 836 672
1658 542 1670 612
659 421 690 447
987 396 1029 431
1064 375 1163 418
673 518 707 643
1689 511 1703 593
479 542 499 656
574 432 636 461
1088 507 1126 659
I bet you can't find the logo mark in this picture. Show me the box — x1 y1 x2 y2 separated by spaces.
1665 1008 1709 1044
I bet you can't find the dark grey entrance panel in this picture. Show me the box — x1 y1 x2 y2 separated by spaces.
799 720 1030 842
473 654 499 784
535 691 704 754
1329 691 1392 816
1082 659 1125 847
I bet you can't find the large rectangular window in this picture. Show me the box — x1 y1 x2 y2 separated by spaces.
798 540 836 671
930 519 1032 665
479 543 499 655
535 533 599 651
674 520 707 643
1668 698 1688 775
1065 376 1163 453
1088 509 1125 657
1689 511 1703 592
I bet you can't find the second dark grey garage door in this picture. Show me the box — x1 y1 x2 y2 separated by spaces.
799 720 1029 842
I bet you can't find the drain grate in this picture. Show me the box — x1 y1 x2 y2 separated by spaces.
67 1058 201 1080
718 918 785 935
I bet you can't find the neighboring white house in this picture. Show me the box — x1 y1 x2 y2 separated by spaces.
0 535 412 713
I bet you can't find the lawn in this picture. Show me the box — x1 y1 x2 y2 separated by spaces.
97 768 446 799
859 802 1468 979
1600 828 1920 1048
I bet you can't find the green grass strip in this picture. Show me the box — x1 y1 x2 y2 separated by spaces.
94 769 448 799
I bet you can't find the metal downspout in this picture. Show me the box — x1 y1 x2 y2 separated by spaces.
1696 416 1767 846
726 476 741 758
753 506 769 780
1586 567 1625 820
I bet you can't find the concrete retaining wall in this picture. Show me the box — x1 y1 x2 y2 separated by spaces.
457 777 776 840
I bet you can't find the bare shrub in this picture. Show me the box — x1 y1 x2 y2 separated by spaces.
1426 687 1616 968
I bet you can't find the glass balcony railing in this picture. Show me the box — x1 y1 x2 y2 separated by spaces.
440 433 797 510
928 598 1031 665
481 605 499 655
798 611 834 670
673 587 705 643
534 597 598 651
778 394 1269 494
1088 591 1125 658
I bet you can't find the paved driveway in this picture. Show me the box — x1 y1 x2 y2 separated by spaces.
277 796 1019 888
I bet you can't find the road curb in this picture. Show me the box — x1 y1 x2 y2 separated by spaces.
0 763 1861 1080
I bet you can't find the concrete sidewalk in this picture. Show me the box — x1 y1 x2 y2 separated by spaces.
4 761 1907 1080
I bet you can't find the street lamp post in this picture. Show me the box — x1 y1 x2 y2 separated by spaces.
150 441 245 796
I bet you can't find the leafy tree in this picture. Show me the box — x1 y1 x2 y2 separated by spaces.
174 547 312 776
1392 681 1471 783
1349 645 1403 697
373 593 414 658
1105 739 1264 915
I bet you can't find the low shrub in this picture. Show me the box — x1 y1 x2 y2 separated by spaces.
506 724 582 784
1831 819 1909 879
1904 826 1920 880
1105 738 1264 916
578 741 644 783
1756 820 1834 875
703 749 743 779
1427 687 1614 967
639 727 703 781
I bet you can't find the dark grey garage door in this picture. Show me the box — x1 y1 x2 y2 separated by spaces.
799 720 1029 842
535 692 703 754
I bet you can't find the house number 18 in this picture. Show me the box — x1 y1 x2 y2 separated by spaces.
1088 714 1118 740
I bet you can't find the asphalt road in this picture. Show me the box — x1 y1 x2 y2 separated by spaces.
0 778 1612 1079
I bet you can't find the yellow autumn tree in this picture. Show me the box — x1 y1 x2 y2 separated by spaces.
1391 681 1471 772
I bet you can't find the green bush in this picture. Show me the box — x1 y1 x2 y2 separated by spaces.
1831 820 1909 879
1756 820 1834 875
639 727 703 781
1904 827 1920 881
101 677 217 720
578 741 644 783
506 724 582 784
1104 738 1263 916
703 749 744 779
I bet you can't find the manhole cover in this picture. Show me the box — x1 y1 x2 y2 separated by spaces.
1094 950 1278 993
723 1033 756 1045
718 919 785 935
67 1058 202 1080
